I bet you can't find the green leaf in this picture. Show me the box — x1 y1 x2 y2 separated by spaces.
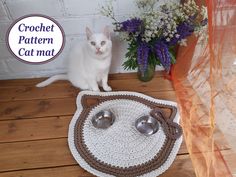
123 40 139 70
149 51 160 66
122 57 138 70
168 47 176 64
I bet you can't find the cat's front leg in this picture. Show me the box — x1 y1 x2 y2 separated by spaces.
88 80 100 92
102 75 112 92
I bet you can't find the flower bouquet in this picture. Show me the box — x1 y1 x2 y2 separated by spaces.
101 0 208 81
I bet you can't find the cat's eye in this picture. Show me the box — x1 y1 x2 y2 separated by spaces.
101 41 106 46
91 41 96 46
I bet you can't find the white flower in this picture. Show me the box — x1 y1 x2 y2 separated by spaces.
179 39 187 46
145 30 152 37
145 38 151 42
100 0 206 47
167 24 171 30
201 6 208 19
163 32 168 36
175 34 180 38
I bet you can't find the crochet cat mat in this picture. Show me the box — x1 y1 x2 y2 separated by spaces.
68 91 183 177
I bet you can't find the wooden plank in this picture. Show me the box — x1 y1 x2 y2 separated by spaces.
0 165 93 177
0 72 165 87
0 116 71 143
0 154 195 177
0 98 76 120
148 90 176 101
0 78 72 88
0 91 176 120
0 78 173 102
0 85 79 102
0 138 75 172
160 154 196 177
109 77 173 92
0 78 49 87
0 138 187 173
108 71 165 80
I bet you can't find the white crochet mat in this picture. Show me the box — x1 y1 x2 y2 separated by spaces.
68 91 183 177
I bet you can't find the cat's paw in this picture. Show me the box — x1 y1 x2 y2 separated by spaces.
103 85 112 92
91 88 100 92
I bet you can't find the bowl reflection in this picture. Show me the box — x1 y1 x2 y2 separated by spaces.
92 110 115 129
135 115 159 136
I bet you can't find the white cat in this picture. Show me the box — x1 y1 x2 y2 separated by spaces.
36 26 112 92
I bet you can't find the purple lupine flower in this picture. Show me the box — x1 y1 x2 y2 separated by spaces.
121 18 142 33
168 22 194 46
137 42 149 74
154 41 171 72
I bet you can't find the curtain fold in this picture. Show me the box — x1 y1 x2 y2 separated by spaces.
171 0 236 176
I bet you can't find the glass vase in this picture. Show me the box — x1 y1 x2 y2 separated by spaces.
137 64 155 82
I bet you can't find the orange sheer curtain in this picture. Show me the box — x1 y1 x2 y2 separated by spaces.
171 0 236 176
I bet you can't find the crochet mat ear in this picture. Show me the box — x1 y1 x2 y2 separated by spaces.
68 91 183 177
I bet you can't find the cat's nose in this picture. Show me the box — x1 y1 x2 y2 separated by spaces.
96 47 100 51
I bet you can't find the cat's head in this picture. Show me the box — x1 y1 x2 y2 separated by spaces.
86 26 112 57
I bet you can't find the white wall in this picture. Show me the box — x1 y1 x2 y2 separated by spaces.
0 0 173 80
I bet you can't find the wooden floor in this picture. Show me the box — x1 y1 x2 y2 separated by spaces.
0 72 230 177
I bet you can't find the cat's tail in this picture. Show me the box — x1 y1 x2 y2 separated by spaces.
36 74 68 87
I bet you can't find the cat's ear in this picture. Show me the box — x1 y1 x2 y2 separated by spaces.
103 26 110 39
86 27 93 40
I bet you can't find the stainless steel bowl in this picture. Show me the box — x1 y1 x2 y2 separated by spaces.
92 110 115 129
135 115 159 136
